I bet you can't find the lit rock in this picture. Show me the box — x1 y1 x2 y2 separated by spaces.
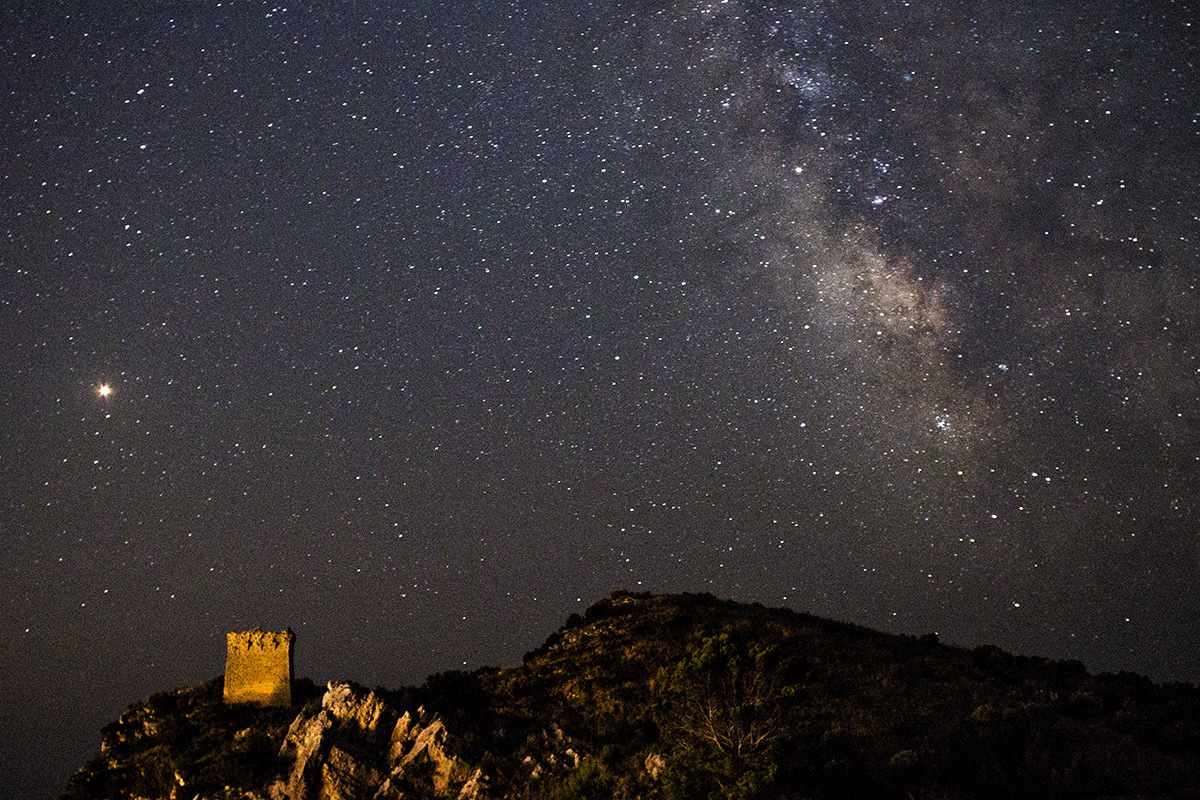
269 682 489 800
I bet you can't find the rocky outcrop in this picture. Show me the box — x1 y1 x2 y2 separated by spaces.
269 682 487 800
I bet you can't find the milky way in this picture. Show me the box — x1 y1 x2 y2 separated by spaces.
2 2 1198 796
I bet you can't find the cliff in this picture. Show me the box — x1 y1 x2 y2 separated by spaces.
63 592 1200 799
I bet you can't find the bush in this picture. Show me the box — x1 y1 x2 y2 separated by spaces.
552 756 613 800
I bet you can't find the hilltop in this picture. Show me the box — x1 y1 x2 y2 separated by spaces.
63 592 1200 799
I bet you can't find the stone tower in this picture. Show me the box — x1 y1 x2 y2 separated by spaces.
223 628 294 706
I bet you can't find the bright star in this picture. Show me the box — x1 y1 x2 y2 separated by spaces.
97 383 112 398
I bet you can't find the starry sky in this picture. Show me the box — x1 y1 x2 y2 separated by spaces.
2 1 1199 796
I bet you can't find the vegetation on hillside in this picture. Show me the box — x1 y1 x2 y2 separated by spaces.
458 592 1200 798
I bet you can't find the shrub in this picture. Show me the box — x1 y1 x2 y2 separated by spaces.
552 756 613 800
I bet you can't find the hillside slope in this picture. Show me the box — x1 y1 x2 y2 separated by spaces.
63 592 1200 799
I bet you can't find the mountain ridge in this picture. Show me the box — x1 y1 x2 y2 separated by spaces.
63 591 1200 799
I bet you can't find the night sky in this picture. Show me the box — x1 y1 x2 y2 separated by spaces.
3 2 1199 796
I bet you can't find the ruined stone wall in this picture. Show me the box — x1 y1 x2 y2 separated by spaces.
224 628 294 706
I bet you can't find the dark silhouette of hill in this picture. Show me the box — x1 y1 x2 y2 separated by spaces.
63 592 1200 799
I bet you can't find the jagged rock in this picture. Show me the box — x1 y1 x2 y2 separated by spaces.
269 705 332 800
269 682 487 800
644 752 667 780
454 768 487 800
508 725 586 791
322 683 396 740
387 706 479 796
319 745 386 800
384 710 416 767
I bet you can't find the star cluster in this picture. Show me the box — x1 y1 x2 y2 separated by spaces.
2 2 1198 797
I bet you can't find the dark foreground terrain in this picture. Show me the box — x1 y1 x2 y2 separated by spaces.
64 592 1200 799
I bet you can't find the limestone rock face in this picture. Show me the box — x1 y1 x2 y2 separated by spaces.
269 705 332 800
319 745 386 800
269 682 488 800
383 707 481 799
322 682 396 740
